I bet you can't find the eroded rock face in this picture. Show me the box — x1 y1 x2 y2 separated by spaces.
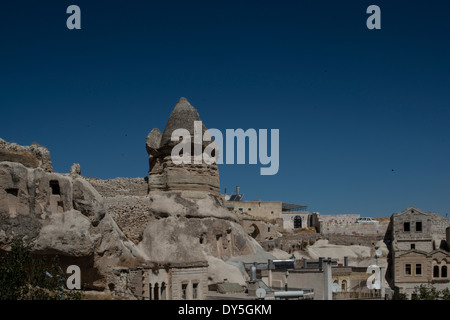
0 160 148 290
146 98 221 196
73 178 106 226
0 138 53 172
0 97 277 295
139 204 258 263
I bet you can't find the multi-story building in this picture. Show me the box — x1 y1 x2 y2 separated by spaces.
391 206 450 298
223 186 309 230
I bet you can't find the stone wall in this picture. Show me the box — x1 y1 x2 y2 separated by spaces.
316 213 361 225
103 195 152 244
85 177 153 244
431 214 450 244
396 240 433 252
86 177 148 198
262 233 386 253
320 221 390 236
225 200 282 221
309 212 389 236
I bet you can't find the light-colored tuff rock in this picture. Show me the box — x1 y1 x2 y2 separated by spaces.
70 163 81 176
0 160 148 290
0 98 277 297
0 138 53 172
146 98 221 196
73 178 106 226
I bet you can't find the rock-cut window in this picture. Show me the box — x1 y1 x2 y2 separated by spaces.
49 180 60 195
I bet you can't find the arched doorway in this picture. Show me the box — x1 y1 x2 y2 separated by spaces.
249 224 260 239
160 282 167 300
154 283 159 300
294 216 302 228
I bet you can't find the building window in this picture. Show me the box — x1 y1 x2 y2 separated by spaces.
415 221 422 232
405 264 412 275
442 266 448 278
403 222 410 232
192 283 199 299
271 211 274 214
238 208 244 212
181 283 188 300
341 280 347 292
415 264 422 276
410 244 415 250
433 266 440 278
248 208 251 211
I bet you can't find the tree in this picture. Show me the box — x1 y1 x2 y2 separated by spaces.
0 239 83 300
440 287 450 300
412 284 440 300
411 283 450 300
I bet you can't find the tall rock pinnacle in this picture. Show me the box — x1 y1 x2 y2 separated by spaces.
145 98 220 197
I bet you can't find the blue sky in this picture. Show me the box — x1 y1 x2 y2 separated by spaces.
1 1 449 217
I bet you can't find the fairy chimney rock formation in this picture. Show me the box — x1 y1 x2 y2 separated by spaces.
146 98 220 197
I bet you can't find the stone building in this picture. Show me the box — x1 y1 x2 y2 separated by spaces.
280 208 310 231
223 186 309 231
226 199 282 221
391 206 450 298
223 186 282 221
267 258 384 300
112 261 208 300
